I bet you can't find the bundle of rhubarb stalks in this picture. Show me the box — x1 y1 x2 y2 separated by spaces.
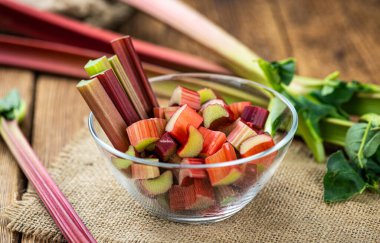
78 36 276 212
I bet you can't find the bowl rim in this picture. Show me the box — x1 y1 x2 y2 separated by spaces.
88 73 298 169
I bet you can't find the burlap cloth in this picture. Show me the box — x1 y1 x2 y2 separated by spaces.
2 128 380 242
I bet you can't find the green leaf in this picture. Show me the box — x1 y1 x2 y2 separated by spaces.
361 113 380 127
364 132 380 158
0 90 25 121
345 122 377 168
324 151 368 203
258 58 295 91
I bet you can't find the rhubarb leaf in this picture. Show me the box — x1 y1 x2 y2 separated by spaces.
258 58 295 91
0 90 26 121
324 151 368 203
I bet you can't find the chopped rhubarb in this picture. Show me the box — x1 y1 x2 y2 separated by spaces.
198 127 226 157
228 101 251 120
232 164 257 191
189 179 215 210
169 86 201 110
202 104 233 130
241 106 270 130
153 107 165 119
199 99 226 112
169 185 196 212
215 186 238 206
131 160 160 179
136 170 173 197
165 104 203 144
155 132 178 161
150 118 167 136
178 158 207 186
205 143 243 186
127 119 161 152
197 88 217 104
240 134 276 169
112 145 136 170
227 120 257 149
177 126 204 157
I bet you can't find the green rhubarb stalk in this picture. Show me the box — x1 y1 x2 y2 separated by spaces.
320 118 354 146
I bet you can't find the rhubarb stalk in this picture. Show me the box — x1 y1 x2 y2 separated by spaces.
0 0 230 74
0 90 96 242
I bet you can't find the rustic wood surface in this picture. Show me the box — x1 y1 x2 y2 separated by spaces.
0 0 379 242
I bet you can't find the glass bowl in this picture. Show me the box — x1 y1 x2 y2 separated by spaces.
88 73 298 224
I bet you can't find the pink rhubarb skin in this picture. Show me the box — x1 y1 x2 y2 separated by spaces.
0 118 95 242
0 0 231 74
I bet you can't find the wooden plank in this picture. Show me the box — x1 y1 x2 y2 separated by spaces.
21 75 89 243
0 68 34 243
123 0 289 63
274 0 380 83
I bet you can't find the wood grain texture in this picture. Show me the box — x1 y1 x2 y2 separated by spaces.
0 68 34 243
21 75 89 243
275 0 380 83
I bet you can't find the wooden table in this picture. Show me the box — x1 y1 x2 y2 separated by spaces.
1 0 379 242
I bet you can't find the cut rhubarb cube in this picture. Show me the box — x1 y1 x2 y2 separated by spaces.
205 143 243 186
127 119 161 152
136 170 173 197
131 162 160 179
178 158 207 186
240 134 276 169
164 106 180 120
228 101 251 120
155 132 178 161
198 127 226 157
169 185 196 212
241 105 270 130
197 88 217 104
189 179 215 210
153 107 165 119
150 118 167 136
165 104 203 144
169 86 201 110
177 125 204 157
227 120 257 149
199 99 226 112
202 104 233 130
112 145 135 170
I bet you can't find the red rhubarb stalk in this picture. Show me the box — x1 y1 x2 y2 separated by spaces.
0 91 95 242
0 0 230 74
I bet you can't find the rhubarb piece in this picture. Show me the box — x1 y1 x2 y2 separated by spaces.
84 56 111 77
178 158 207 186
198 88 217 104
145 143 156 152
177 126 204 157
227 120 257 149
189 179 215 210
131 160 160 179
0 1 231 74
205 143 243 186
202 104 233 130
150 118 167 136
240 134 276 168
164 106 180 120
137 170 173 197
169 86 201 110
169 185 196 212
109 55 148 119
77 78 129 151
199 99 226 112
96 69 140 125
126 119 161 152
233 164 258 191
153 107 165 119
112 145 135 170
155 132 178 161
218 118 241 136
165 104 203 144
228 101 251 120
111 37 156 115
240 134 275 158
215 186 238 206
198 127 226 157
241 106 270 130
0 91 96 242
